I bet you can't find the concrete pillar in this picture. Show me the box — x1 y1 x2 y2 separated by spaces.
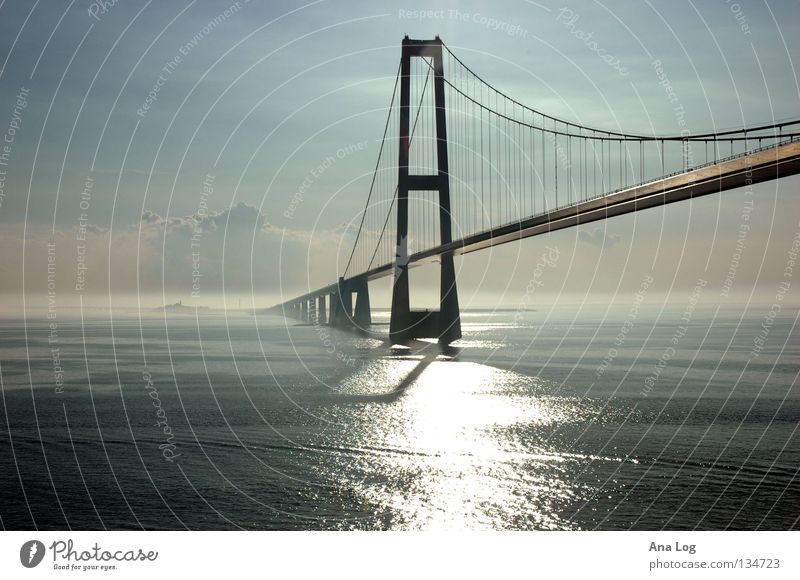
334 277 353 329
328 292 338 326
317 295 327 325
438 253 461 344
353 278 371 328
331 278 359 329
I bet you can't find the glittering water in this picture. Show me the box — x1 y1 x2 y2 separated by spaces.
0 305 797 530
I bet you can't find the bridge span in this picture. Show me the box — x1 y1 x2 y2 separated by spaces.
273 37 800 345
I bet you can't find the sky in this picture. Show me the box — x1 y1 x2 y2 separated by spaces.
0 0 798 312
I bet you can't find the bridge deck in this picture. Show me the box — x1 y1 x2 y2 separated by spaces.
275 140 800 309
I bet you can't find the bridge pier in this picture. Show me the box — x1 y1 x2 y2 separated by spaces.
353 278 371 328
438 253 461 344
329 276 371 331
390 36 461 345
390 263 460 344
330 277 353 329
328 291 339 325
317 295 327 325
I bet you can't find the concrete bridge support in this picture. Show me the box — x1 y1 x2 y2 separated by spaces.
329 291 339 325
329 276 371 331
330 277 353 329
317 295 327 325
352 278 371 328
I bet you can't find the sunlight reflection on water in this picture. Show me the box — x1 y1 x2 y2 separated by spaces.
328 353 592 529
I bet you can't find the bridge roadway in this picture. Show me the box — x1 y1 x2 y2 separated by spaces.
275 139 800 311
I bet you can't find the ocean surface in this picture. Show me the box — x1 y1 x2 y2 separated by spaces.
0 305 797 530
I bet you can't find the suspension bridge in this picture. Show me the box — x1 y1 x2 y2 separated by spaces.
274 36 800 345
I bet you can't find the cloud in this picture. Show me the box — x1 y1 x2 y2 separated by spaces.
126 202 350 297
141 209 163 225
578 227 622 249
141 201 272 235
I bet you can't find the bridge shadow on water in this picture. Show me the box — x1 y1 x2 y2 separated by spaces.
338 338 463 403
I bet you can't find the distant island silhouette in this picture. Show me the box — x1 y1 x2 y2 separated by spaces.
155 300 210 313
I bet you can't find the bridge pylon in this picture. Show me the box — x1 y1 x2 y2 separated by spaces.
390 36 461 345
